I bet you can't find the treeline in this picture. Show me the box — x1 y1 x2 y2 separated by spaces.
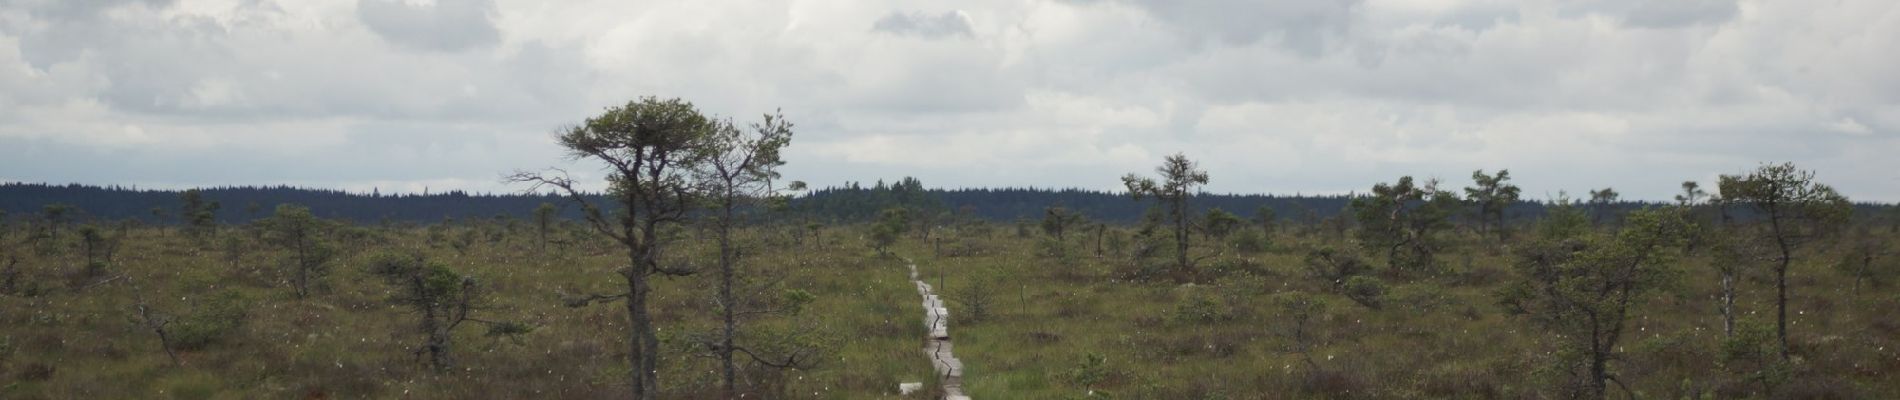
0 183 598 224
5 180 1894 227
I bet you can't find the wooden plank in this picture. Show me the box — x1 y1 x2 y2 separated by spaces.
904 259 973 399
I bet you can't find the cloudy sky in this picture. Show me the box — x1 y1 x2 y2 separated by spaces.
1 0 1895 201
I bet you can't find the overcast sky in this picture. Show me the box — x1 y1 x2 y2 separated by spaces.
1 0 1895 201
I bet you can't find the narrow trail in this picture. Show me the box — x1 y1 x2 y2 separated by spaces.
906 258 971 400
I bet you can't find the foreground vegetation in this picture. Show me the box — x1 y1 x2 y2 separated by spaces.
2 191 1894 398
3 95 1896 399
0 218 946 398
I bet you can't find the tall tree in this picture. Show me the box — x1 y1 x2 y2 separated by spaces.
1499 208 1690 399
695 110 813 395
1122 153 1209 283
1718 162 1850 360
1464 169 1521 240
509 97 715 399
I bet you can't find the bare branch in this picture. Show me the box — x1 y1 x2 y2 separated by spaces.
506 169 628 244
561 292 629 308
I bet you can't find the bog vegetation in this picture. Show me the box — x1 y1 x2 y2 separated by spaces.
2 97 1898 399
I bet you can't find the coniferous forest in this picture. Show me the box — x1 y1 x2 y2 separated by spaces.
3 97 1898 400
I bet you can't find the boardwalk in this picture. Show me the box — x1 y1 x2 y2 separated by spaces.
907 259 970 400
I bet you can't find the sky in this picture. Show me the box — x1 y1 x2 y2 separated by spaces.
1 0 1896 202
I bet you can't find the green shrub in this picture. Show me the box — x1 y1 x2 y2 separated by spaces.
1342 276 1386 309
1067 352 1111 390
169 290 251 350
1231 229 1269 253
1170 290 1232 324
1720 319 1791 395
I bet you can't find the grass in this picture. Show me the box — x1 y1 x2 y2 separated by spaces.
899 228 1899 399
2 221 1896 398
1 224 932 399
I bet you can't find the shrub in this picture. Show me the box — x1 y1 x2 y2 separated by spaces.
949 278 999 323
1342 276 1386 309
169 290 251 350
1067 352 1111 390
1302 247 1369 286
1170 290 1233 324
1205 257 1267 279
1720 319 1791 395
1231 229 1270 253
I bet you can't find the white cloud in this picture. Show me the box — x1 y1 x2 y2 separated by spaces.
0 0 1895 201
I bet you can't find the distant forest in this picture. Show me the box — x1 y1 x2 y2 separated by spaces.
1 180 1892 226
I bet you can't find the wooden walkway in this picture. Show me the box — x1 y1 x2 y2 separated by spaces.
907 259 970 400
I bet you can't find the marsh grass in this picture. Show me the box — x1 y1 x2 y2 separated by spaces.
1 223 1895 398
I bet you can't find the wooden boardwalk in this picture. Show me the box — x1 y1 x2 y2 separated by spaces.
907 259 970 400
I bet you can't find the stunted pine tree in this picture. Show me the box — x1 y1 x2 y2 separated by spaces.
870 208 909 256
41 203 74 241
369 252 531 372
1718 162 1850 360
1836 227 1890 297
509 97 716 399
1253 205 1277 235
1349 176 1459 272
695 110 818 395
1588 187 1620 225
1122 153 1209 283
1499 208 1690 399
180 189 220 240
265 204 331 299
1676 181 1707 206
77 224 121 279
1041 206 1085 244
1200 207 1243 240
1464 169 1521 240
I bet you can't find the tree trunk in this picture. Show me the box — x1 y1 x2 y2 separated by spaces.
1495 213 1508 242
624 205 662 400
1721 269 1736 337
1852 252 1870 297
1589 351 1610 400
1094 228 1104 258
1775 250 1790 360
625 268 658 399
1173 197 1190 283
294 234 309 299
718 200 738 397
422 299 445 370
1770 208 1792 361
139 304 182 367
